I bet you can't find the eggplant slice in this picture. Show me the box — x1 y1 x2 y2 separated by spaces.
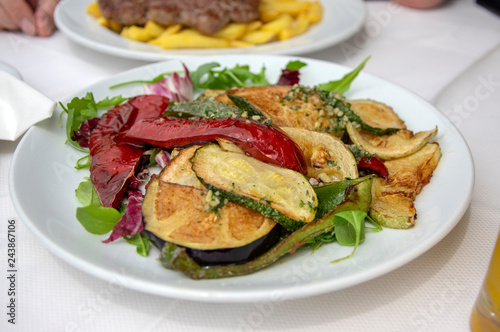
142 179 280 266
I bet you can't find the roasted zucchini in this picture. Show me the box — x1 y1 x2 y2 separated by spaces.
347 99 406 130
281 127 358 182
346 122 438 160
369 142 442 228
190 144 317 231
157 145 204 189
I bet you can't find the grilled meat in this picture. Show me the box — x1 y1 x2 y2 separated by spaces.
98 0 261 35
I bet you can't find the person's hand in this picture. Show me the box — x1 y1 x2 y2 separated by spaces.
0 0 60 37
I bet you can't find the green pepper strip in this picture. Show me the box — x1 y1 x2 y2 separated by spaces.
159 176 374 279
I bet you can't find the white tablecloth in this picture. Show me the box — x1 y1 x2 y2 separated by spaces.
1 0 500 331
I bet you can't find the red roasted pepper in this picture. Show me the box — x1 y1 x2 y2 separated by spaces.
89 95 170 208
358 155 389 178
126 117 307 174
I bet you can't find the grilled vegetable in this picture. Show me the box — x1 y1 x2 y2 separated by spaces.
280 127 358 182
142 180 280 265
346 122 438 160
125 117 307 174
165 99 241 119
357 155 389 178
226 94 269 121
89 95 169 208
156 145 204 189
348 99 406 130
217 85 401 137
159 176 374 279
191 144 317 231
369 142 441 228
318 91 401 136
216 85 343 135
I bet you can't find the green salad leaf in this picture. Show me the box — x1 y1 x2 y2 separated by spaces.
75 177 101 206
109 72 169 89
124 233 150 257
59 93 127 152
331 210 382 263
191 62 270 90
75 206 122 235
74 178 121 235
285 60 307 70
319 56 370 94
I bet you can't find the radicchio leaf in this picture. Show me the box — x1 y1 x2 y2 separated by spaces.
71 117 99 148
144 64 193 102
276 69 301 86
103 176 144 243
154 150 171 169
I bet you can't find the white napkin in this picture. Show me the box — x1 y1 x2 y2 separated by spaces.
0 70 56 141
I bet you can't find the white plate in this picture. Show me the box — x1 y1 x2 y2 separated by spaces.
54 0 366 61
9 55 474 303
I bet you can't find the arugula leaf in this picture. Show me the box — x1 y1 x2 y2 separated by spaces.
108 72 171 89
75 178 127 236
75 155 90 170
319 56 370 94
285 60 307 71
191 63 270 90
59 93 127 152
75 178 101 207
96 95 129 107
331 210 369 263
190 62 220 89
124 233 150 257
75 205 122 235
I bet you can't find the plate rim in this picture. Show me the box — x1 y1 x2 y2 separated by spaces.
9 54 475 303
54 0 367 61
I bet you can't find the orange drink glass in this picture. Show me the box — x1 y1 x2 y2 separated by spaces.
471 232 500 332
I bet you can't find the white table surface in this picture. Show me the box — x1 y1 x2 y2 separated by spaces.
1 0 500 331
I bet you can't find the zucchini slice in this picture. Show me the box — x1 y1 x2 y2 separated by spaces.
347 122 438 160
369 142 442 228
142 179 278 251
281 127 358 182
157 145 204 189
348 99 406 130
191 144 317 231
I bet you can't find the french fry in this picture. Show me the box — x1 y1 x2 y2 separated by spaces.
145 21 165 38
211 23 248 40
240 30 276 45
259 9 281 23
148 24 182 45
86 2 102 18
246 21 263 32
121 25 152 42
279 12 310 40
108 20 123 33
259 1 311 17
261 14 294 34
155 31 230 49
306 1 323 24
97 17 108 28
229 40 255 48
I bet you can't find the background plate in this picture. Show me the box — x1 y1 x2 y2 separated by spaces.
9 55 474 303
54 0 366 61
